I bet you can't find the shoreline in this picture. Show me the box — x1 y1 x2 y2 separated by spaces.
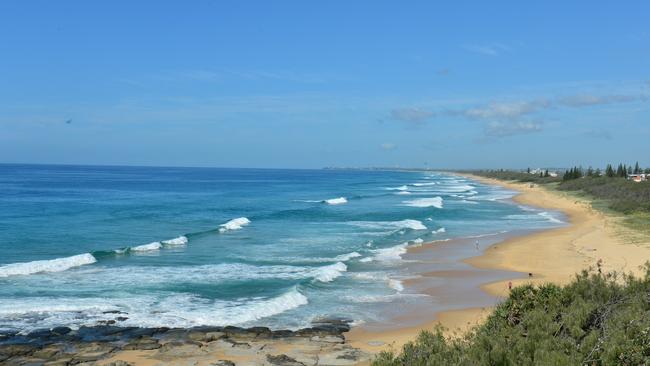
345 173 650 356
3 174 648 365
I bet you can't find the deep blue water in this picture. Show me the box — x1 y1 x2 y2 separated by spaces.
0 164 564 332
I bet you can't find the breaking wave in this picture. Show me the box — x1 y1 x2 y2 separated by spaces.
324 197 347 205
219 217 251 233
0 254 97 278
402 197 444 208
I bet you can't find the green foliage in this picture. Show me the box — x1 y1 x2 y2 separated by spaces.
563 166 583 181
557 176 650 214
472 170 561 184
372 266 650 366
470 164 650 215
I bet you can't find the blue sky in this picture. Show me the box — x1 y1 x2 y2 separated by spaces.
1 1 649 169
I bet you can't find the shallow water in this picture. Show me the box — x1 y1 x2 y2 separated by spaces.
0 164 565 332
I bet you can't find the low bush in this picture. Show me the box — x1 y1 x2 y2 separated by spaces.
373 266 650 366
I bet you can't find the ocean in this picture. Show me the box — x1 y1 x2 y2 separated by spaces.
0 164 565 332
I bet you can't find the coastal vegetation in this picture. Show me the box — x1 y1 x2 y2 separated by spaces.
472 164 650 215
373 266 650 366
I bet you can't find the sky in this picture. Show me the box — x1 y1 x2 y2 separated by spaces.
1 1 649 169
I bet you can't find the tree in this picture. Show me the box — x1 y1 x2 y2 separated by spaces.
544 169 549 177
586 166 594 177
527 167 531 174
634 162 640 174
606 164 615 178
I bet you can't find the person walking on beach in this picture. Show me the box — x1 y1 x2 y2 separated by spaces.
475 240 479 250
508 281 512 291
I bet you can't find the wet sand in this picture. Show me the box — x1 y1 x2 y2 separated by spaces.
346 173 650 356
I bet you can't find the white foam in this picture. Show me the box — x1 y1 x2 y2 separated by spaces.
130 242 162 252
395 191 412 195
432 227 446 234
161 236 188 246
412 238 424 244
388 279 404 292
412 182 437 186
0 287 309 330
324 197 347 205
387 185 409 191
219 217 251 233
0 253 97 278
348 219 427 231
334 252 362 261
538 211 564 224
312 262 347 283
368 242 409 263
402 197 444 208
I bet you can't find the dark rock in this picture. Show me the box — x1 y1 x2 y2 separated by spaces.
121 336 161 351
27 329 54 339
51 327 72 336
120 327 166 339
337 349 363 360
44 357 73 366
271 329 295 338
115 317 129 322
188 330 225 342
0 344 37 357
0 331 18 342
71 342 116 363
210 361 235 366
266 354 306 366
190 326 224 333
248 326 273 337
105 361 133 366
224 339 251 349
32 344 64 359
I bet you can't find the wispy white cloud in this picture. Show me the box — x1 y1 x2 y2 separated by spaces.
462 43 512 56
485 121 543 137
459 99 551 120
385 90 646 138
390 108 435 124
556 94 641 107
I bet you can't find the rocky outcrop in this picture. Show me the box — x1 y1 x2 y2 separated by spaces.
0 318 370 365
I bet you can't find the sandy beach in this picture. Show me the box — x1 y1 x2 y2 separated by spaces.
3 174 648 365
346 173 650 357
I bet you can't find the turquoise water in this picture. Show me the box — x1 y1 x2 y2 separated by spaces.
0 164 564 332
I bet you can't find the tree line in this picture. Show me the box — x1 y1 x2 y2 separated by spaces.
563 162 649 181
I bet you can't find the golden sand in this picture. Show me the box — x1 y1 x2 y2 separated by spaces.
346 174 650 355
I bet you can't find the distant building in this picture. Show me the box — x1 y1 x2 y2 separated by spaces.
627 174 647 182
528 168 557 177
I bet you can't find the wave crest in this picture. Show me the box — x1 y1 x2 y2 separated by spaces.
324 197 347 205
162 236 188 246
219 217 251 233
312 262 347 283
0 253 97 278
402 197 444 208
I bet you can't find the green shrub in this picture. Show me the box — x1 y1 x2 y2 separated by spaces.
373 266 650 366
